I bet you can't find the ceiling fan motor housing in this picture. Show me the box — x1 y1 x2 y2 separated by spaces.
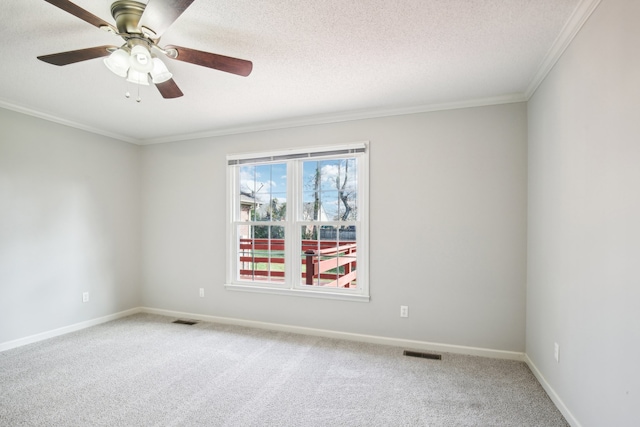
111 0 147 35
37 0 253 99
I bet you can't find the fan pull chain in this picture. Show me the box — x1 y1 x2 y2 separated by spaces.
123 82 142 103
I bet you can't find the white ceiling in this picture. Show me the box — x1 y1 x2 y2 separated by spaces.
0 0 597 144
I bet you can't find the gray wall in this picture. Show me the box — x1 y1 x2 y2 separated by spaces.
0 108 141 343
2 1 637 423
527 0 639 425
141 103 528 352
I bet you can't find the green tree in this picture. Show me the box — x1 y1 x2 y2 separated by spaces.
252 198 286 239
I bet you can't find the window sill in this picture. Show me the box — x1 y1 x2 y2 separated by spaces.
224 283 370 302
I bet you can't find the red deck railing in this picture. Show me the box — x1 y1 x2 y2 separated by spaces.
239 238 357 288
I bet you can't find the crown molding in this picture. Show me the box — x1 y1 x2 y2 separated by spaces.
139 93 527 145
2 93 526 146
525 0 602 99
0 99 140 145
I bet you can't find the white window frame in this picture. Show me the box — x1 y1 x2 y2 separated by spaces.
225 142 369 302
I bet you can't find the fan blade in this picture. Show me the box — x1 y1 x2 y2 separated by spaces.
164 45 253 77
139 0 195 38
155 79 184 99
44 0 117 32
37 45 117 66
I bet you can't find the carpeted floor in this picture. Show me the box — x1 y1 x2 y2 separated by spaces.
0 313 568 426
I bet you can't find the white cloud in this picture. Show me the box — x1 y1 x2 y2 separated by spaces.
320 162 357 190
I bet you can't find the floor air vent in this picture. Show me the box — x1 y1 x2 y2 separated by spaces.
172 319 199 325
403 350 442 360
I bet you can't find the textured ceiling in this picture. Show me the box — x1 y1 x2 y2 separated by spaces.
0 0 594 144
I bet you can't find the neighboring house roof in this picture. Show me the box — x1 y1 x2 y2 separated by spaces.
240 192 259 207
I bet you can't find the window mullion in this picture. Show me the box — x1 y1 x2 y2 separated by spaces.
287 160 299 290
228 164 239 284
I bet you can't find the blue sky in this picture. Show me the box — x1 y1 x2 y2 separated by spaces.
239 158 357 221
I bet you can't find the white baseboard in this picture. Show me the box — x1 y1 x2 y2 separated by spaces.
0 307 142 353
1 305 525 362
140 306 525 361
524 354 582 427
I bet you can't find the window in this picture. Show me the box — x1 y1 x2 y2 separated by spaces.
226 143 369 301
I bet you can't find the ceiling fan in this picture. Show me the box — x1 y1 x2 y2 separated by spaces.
37 0 253 99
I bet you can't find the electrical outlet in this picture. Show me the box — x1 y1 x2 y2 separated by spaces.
554 342 560 363
199 288 205 298
82 292 89 303
400 305 409 318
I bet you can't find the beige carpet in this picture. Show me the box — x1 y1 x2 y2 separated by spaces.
0 313 568 426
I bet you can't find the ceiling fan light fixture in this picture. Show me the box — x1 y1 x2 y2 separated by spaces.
38 0 252 100
129 45 153 73
104 48 130 77
126 68 150 86
150 58 173 83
